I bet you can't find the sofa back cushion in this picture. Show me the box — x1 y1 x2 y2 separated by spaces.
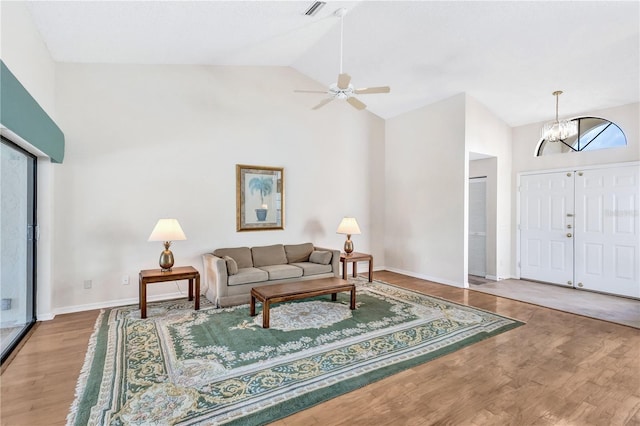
213 247 253 269
310 250 332 265
284 242 314 263
252 244 288 267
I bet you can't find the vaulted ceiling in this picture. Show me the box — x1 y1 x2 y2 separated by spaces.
25 0 639 126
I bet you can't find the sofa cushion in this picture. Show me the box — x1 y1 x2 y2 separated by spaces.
223 256 238 275
251 244 288 267
284 243 314 263
310 250 332 265
290 262 333 276
213 247 253 269
258 264 303 280
228 267 269 286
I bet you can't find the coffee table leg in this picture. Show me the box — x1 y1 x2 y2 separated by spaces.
331 292 337 301
250 294 256 317
369 258 373 282
350 287 356 310
263 301 270 328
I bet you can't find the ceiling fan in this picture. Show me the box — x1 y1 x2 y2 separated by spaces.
295 8 390 111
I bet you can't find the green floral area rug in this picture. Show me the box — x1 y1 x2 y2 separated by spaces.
67 279 523 425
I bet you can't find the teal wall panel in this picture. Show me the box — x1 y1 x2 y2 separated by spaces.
0 60 64 163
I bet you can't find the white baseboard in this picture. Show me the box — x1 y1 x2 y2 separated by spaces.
384 267 465 288
485 274 498 281
36 312 55 321
46 291 189 320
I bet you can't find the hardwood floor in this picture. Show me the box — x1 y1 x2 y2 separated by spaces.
2 271 639 425
1 309 99 425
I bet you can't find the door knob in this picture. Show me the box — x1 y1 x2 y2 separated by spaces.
566 233 572 238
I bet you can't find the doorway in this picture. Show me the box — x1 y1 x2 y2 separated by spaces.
469 177 487 278
1 137 37 363
519 163 639 298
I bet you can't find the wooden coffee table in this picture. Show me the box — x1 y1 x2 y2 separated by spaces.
250 277 356 328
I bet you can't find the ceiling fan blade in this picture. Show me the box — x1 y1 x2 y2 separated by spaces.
312 98 335 110
346 96 367 110
294 89 329 94
337 73 351 89
354 86 391 95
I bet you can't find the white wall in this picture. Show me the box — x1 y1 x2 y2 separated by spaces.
52 63 384 313
512 103 640 173
385 94 467 287
0 2 56 116
465 95 512 281
368 119 386 268
1 1 58 320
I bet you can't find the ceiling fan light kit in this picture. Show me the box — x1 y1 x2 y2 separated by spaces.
541 90 578 143
294 8 390 111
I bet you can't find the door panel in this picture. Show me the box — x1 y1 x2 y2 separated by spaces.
520 172 574 285
574 166 639 298
468 179 486 277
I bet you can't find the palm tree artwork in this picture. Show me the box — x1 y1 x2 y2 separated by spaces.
248 176 274 221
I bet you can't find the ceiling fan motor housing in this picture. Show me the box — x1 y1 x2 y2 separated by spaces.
329 83 354 99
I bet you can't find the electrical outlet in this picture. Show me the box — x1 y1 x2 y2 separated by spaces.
84 280 92 289
122 275 130 285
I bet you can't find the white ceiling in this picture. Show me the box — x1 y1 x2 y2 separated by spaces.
26 0 639 126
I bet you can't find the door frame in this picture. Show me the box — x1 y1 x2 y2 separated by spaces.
515 160 640 280
0 136 38 365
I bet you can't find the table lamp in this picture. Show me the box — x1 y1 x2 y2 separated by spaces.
337 217 361 254
148 218 187 271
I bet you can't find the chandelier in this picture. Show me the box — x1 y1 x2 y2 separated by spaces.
541 90 578 142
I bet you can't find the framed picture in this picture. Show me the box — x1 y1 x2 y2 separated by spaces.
236 164 284 231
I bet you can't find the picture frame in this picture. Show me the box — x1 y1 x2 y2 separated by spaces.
236 164 284 231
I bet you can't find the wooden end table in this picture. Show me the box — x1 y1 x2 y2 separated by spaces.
250 277 356 328
340 252 373 282
139 266 200 319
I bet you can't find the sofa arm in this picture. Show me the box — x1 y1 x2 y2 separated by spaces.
202 253 228 307
314 246 341 278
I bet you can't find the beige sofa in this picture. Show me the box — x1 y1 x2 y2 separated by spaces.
202 242 340 307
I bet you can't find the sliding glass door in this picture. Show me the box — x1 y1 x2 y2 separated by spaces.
1 137 37 364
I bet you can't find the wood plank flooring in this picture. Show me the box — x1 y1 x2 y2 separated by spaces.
1 271 639 425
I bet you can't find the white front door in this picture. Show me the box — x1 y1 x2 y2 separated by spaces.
574 166 640 298
469 178 487 277
520 172 574 286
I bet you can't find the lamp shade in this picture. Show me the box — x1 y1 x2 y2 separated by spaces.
336 217 361 235
148 219 187 242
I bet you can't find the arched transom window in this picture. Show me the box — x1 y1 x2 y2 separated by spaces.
537 117 627 156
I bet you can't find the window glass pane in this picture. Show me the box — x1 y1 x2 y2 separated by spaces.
581 124 627 151
1 139 36 364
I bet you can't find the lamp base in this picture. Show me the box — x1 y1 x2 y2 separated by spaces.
159 249 174 271
344 236 354 254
